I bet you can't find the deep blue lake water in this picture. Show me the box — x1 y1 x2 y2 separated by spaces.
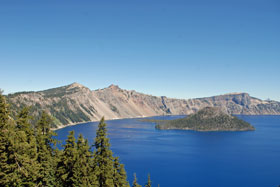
55 115 280 187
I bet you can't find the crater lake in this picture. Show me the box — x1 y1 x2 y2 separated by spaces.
55 115 280 187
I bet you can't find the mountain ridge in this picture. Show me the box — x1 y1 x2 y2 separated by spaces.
5 83 280 128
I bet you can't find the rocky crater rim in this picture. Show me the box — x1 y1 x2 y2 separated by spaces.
5 82 274 102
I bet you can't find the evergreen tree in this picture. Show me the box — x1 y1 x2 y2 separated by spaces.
72 134 95 186
56 131 77 186
0 91 9 129
145 174 151 187
0 91 17 186
0 103 42 186
37 111 52 136
132 173 141 187
93 117 115 186
16 107 33 136
0 94 139 186
35 111 58 186
13 107 41 186
113 157 130 187
0 93 39 186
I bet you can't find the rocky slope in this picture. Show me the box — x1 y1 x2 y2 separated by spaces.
5 83 280 128
154 107 255 131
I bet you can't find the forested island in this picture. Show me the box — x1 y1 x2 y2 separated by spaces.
0 92 151 187
153 107 255 131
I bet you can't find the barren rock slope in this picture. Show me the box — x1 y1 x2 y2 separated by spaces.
6 83 280 128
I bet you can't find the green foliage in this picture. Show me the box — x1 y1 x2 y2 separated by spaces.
72 134 95 186
7 89 92 127
132 173 142 187
93 117 115 186
80 104 96 115
110 104 119 113
7 91 35 97
145 174 151 187
155 107 255 131
113 157 130 187
55 131 98 187
40 85 80 98
0 91 9 128
51 98 90 124
0 102 40 186
14 107 41 186
0 91 15 186
56 117 131 187
36 111 58 186
0 94 150 186
56 131 77 186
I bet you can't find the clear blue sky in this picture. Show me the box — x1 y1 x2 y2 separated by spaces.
1 0 279 101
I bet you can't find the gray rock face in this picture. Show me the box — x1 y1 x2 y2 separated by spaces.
5 83 280 128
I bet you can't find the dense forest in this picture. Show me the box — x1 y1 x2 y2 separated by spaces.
0 92 152 187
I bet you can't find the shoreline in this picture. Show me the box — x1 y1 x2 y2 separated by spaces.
52 113 280 131
52 115 153 131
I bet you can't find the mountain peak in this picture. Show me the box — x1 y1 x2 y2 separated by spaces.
6 83 280 128
223 92 249 96
108 84 120 89
68 82 86 89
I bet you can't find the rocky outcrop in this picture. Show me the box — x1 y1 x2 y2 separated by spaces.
5 83 280 128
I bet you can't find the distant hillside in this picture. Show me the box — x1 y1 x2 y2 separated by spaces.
155 107 255 131
5 83 280 128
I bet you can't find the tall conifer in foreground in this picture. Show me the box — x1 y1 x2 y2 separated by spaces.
0 93 40 186
56 131 77 186
0 93 150 186
13 107 40 186
93 117 115 186
72 134 95 186
0 91 17 186
35 111 58 186
0 96 42 186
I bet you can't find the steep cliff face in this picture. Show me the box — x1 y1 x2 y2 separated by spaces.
94 84 165 118
5 83 280 128
193 93 280 115
7 83 100 127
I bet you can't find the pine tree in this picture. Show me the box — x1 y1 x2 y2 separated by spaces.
113 157 130 187
145 174 151 187
35 111 58 186
0 91 9 129
0 103 42 186
13 107 41 186
0 92 40 186
0 94 138 186
132 173 141 187
72 134 94 186
93 117 115 186
37 111 52 136
0 91 17 186
56 131 77 186
16 107 33 135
